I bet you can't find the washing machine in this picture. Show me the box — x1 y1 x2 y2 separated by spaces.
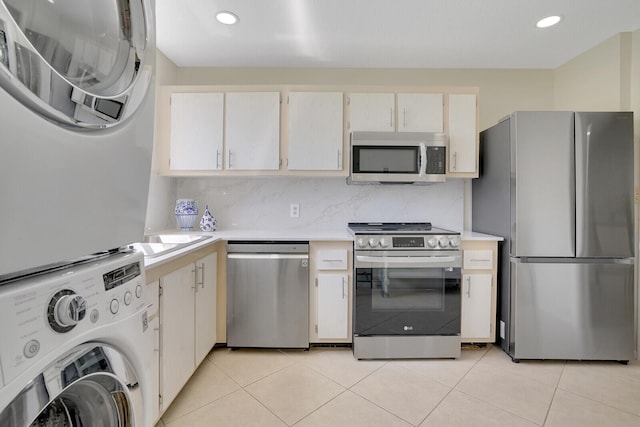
0 0 156 278
0 251 155 426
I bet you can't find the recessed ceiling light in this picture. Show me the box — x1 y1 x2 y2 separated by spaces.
216 11 239 25
536 15 561 28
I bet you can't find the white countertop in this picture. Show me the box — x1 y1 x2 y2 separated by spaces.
461 231 504 241
139 228 504 268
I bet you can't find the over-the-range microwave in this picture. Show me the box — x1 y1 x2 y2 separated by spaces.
348 131 447 184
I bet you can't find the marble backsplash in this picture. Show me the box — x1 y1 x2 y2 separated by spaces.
173 177 464 233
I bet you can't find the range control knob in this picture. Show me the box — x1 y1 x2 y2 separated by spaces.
48 290 87 333
449 236 460 248
427 237 438 248
379 237 391 248
368 237 380 248
438 237 450 248
356 237 368 248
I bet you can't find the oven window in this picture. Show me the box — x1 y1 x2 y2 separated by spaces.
353 146 419 173
355 266 461 336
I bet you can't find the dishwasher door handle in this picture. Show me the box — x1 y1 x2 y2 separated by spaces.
228 254 309 260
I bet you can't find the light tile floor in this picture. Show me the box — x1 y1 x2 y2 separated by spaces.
156 345 640 426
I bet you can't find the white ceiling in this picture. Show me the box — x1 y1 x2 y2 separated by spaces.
156 0 640 69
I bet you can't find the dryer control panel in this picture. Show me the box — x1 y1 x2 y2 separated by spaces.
0 252 148 388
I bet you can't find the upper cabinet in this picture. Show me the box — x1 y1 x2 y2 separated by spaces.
169 92 223 171
158 85 478 178
447 93 478 177
225 92 281 170
397 93 443 133
348 93 395 131
287 92 344 171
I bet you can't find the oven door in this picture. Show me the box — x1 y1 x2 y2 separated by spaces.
354 251 461 336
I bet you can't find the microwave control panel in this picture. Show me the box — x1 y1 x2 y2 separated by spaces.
425 146 446 174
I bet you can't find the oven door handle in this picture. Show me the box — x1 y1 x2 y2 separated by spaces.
356 255 459 264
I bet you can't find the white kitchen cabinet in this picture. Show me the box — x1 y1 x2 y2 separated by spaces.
397 93 443 133
460 238 498 343
159 252 217 411
194 252 217 365
146 279 161 424
348 93 395 131
225 92 280 170
169 92 224 171
287 92 344 171
317 274 349 338
309 242 353 343
461 274 492 339
448 93 478 175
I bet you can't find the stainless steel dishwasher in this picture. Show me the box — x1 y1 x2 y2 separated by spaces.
226 241 309 349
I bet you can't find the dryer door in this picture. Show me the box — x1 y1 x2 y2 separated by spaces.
0 0 153 128
0 344 145 426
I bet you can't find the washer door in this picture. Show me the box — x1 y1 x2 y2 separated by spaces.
0 0 153 128
0 344 144 427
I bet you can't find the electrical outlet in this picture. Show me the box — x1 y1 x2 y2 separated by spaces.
290 203 300 218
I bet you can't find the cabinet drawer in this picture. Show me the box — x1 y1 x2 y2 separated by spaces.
463 250 493 270
316 249 348 270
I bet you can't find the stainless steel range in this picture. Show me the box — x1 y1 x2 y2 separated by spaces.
349 222 462 359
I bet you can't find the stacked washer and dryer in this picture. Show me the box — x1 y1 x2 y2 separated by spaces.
0 0 157 426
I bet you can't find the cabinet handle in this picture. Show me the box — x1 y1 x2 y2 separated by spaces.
342 277 346 299
389 108 393 128
196 264 205 288
322 259 343 263
466 276 471 298
228 151 233 168
337 149 342 169
452 152 457 171
403 108 407 128
216 149 221 169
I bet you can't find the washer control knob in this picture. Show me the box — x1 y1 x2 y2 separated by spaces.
124 291 132 306
23 340 40 358
356 237 368 248
379 237 391 248
135 284 142 299
110 299 120 315
438 237 450 248
368 237 380 248
55 294 87 328
427 237 438 248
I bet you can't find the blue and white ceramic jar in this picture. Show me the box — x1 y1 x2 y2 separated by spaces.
175 199 198 230
199 205 217 231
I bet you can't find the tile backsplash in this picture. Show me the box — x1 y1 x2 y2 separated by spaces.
173 177 464 232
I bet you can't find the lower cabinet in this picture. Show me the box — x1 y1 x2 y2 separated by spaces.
159 251 217 412
461 273 492 339
309 241 353 343
460 238 498 343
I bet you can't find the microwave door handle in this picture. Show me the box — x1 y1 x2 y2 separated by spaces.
419 143 427 176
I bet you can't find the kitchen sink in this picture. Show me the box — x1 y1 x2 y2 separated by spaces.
131 234 212 258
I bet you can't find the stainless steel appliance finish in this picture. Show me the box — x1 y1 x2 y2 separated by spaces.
226 241 310 349
348 131 447 184
349 223 462 359
0 0 156 279
473 111 635 362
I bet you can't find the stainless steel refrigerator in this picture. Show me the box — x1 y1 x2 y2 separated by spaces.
473 111 635 362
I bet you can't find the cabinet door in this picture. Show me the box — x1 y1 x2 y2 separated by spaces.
461 274 492 340
348 93 395 131
397 93 443 132
146 279 161 423
317 273 349 339
225 92 280 170
448 93 477 173
194 252 217 366
288 92 344 171
159 263 195 410
170 92 223 170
